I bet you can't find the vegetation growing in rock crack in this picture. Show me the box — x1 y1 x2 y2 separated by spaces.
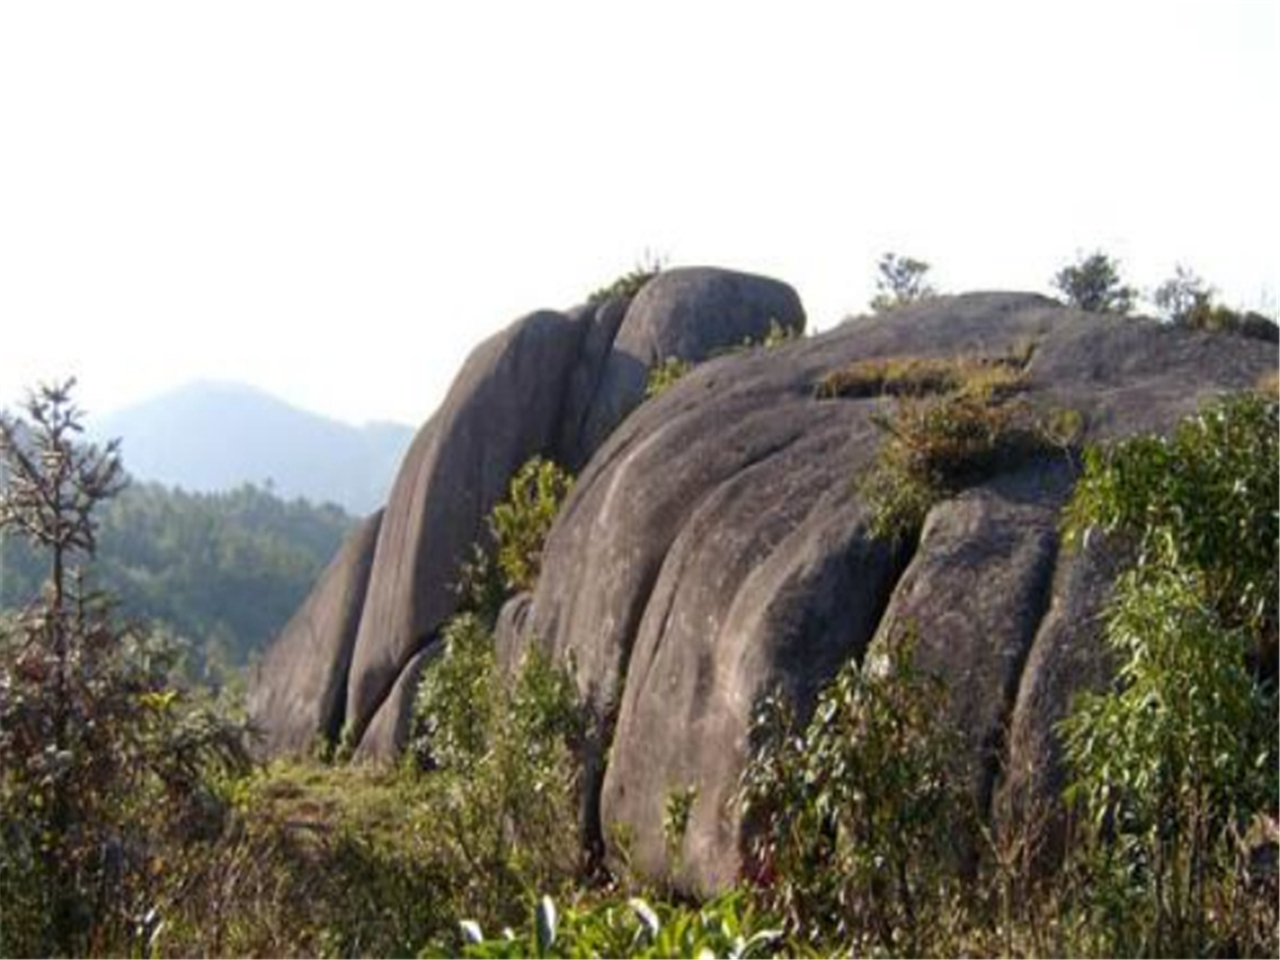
643 355 693 400
833 349 1080 542
455 455 575 620
587 255 665 307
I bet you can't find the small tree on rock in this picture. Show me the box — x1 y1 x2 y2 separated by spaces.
1052 251 1136 315
870 253 937 313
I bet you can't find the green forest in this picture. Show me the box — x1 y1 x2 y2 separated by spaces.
0 480 354 670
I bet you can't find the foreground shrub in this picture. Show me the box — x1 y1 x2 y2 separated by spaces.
1060 392 1279 957
738 631 974 955
0 381 250 957
410 613 587 940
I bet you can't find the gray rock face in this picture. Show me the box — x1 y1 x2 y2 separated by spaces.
252 280 1273 896
576 267 806 458
251 267 802 759
344 310 588 746
353 644 441 763
864 464 1069 815
245 509 383 757
509 292 1275 894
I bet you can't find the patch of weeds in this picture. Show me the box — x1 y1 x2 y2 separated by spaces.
859 393 1063 541
825 347 1073 542
645 356 693 400
587 256 665 307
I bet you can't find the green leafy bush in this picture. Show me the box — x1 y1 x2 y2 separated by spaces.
488 457 575 596
409 613 587 935
1064 392 1277 644
1060 392 1279 956
738 631 973 955
1052 251 1136 315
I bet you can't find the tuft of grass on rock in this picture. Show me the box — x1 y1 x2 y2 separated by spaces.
814 350 1030 403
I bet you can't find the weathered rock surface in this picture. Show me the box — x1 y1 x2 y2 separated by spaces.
250 278 1274 896
344 309 588 749
251 267 804 759
245 509 383 757
576 267 806 459
506 292 1275 894
353 644 440 764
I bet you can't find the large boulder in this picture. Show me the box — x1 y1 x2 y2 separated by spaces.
250 267 805 758
505 292 1275 894
245 509 383 757
343 310 588 747
576 267 806 458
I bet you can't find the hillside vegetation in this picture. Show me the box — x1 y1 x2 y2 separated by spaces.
1 259 1277 957
0 480 354 668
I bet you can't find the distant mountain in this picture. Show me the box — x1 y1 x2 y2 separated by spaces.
88 381 414 515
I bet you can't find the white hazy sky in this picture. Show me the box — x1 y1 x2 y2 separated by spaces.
2 1 1276 428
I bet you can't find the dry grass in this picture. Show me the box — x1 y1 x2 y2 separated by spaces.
814 350 1030 403
1257 369 1279 398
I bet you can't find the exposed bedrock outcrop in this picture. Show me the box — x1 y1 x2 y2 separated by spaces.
249 266 805 759
249 277 1274 894
502 292 1275 894
246 508 383 757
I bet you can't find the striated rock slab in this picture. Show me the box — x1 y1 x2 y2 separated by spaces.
510 293 1275 894
245 509 383 757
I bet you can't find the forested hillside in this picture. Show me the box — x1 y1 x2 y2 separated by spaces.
0 480 354 666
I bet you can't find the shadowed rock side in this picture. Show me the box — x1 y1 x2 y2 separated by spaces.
249 266 806 760
353 644 441 764
344 310 588 749
245 509 383 757
503 292 1276 895
995 534 1125 863
863 464 1068 819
